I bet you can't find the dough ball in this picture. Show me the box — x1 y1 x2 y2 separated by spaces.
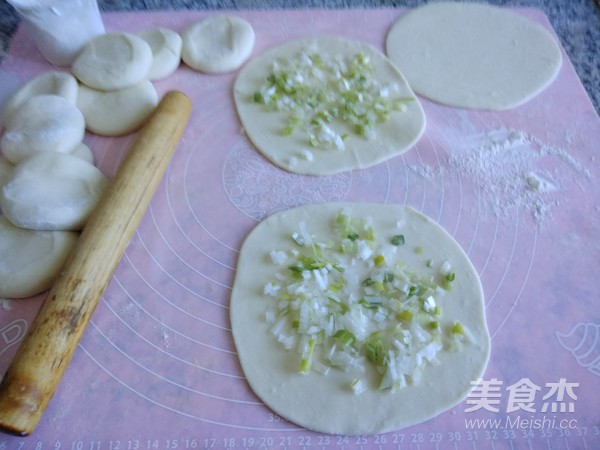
0 216 78 299
2 71 78 126
69 142 94 164
181 15 255 73
0 95 85 164
137 27 182 80
72 32 153 91
0 157 13 190
0 152 108 231
386 2 562 110
77 80 158 136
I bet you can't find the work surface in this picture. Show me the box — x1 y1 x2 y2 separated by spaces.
1 0 599 115
1 6 600 450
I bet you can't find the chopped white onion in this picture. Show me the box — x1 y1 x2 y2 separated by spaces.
261 210 467 393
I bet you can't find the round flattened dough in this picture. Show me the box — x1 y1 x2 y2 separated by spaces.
231 203 490 435
0 158 13 189
385 2 562 110
72 32 153 91
0 94 85 164
77 80 158 136
137 27 182 80
0 152 108 231
0 216 78 299
69 142 94 164
234 36 426 176
181 15 255 73
2 71 78 126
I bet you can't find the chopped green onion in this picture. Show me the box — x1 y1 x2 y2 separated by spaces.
427 321 439 331
262 209 469 393
252 91 264 103
251 48 414 151
374 254 385 267
451 321 465 335
397 309 413 321
365 335 386 366
391 234 405 246
300 338 316 374
334 329 356 348
347 232 359 241
359 297 382 309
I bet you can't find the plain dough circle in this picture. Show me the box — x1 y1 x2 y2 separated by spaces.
0 216 78 299
234 36 426 175
77 80 158 136
72 32 153 91
231 203 490 435
385 2 562 110
0 152 108 231
2 71 78 126
0 94 85 164
181 15 255 73
137 27 182 80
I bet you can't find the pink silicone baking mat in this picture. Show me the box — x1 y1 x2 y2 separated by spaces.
1 7 599 449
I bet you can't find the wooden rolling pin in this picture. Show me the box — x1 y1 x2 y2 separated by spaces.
0 90 192 436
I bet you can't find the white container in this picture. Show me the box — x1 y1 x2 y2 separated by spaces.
7 0 105 67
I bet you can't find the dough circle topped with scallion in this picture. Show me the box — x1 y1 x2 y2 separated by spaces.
233 36 426 175
230 203 490 435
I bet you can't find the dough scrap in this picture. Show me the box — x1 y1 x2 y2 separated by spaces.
385 2 562 110
2 71 78 126
234 36 425 175
0 152 108 231
231 203 490 435
137 27 182 80
0 216 78 299
72 32 153 91
77 80 158 136
0 94 85 164
181 15 255 73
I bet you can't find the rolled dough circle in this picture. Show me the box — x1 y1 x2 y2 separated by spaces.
77 80 158 136
137 27 182 80
0 94 85 164
0 216 78 299
231 203 490 435
234 36 426 175
72 32 153 91
0 152 108 231
385 2 562 110
181 15 255 73
2 71 78 126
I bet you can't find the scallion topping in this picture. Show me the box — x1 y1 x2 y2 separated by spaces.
251 48 414 152
391 234 405 246
262 210 469 393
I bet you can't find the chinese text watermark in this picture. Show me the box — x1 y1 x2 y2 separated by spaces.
464 378 580 431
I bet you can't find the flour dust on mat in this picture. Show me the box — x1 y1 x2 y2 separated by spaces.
417 128 590 226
